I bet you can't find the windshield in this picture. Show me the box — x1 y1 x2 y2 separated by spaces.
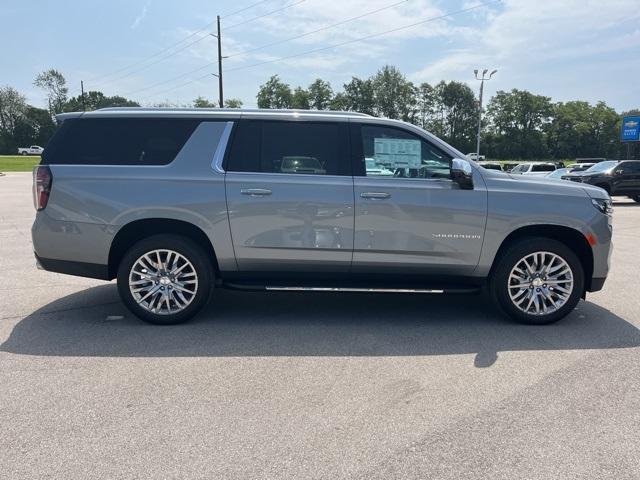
532 164 555 172
585 161 618 173
547 168 569 178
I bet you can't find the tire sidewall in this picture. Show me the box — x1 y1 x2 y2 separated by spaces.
117 234 213 325
491 238 584 325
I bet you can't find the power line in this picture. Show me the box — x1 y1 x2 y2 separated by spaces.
75 1 277 94
225 0 502 73
135 0 500 101
122 58 213 97
91 33 214 90
224 0 306 30
221 0 273 19
129 0 409 95
76 23 216 92
139 73 214 102
227 0 411 58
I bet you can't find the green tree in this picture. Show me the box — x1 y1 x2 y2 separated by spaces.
416 82 436 130
65 91 139 111
0 86 27 154
341 77 375 115
546 101 619 159
13 106 56 150
329 92 348 111
307 79 333 110
428 81 477 153
371 65 417 121
257 75 293 108
34 69 68 114
193 96 217 108
224 98 243 108
486 89 553 159
291 87 310 109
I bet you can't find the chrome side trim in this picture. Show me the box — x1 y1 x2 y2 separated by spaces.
212 121 234 174
265 287 444 293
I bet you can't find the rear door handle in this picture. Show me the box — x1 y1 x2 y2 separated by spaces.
241 188 272 197
360 192 391 199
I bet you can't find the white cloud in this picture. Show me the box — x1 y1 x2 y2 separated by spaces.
411 0 640 108
222 0 450 68
131 0 152 30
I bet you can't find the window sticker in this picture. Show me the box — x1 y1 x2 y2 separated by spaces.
373 138 421 169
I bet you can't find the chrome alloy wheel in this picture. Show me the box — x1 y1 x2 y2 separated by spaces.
128 249 198 315
507 251 574 316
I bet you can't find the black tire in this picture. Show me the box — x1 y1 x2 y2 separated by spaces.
490 237 584 325
632 195 640 203
21 151 27 156
117 234 213 325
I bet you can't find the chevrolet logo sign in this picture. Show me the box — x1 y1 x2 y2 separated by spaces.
624 120 639 128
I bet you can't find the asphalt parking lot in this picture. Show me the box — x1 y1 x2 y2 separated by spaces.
1 172 640 479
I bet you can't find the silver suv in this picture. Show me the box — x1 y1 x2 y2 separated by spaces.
32 108 612 325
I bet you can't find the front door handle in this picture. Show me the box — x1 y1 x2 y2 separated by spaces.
241 188 272 197
360 192 391 199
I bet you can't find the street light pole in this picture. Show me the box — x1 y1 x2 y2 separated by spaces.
474 68 497 158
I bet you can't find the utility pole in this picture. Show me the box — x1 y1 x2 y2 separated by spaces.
80 80 86 111
474 69 497 158
216 15 224 108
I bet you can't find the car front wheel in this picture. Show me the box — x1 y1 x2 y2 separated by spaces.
632 195 640 203
117 234 213 325
490 238 584 324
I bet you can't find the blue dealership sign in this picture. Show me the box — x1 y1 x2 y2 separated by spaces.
621 116 640 142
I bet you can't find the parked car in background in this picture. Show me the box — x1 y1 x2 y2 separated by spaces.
18 145 44 156
546 168 571 180
467 153 486 161
503 162 519 172
478 161 503 171
32 108 612 326
567 162 596 173
561 160 640 202
509 162 557 176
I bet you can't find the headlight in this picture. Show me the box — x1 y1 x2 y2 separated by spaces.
591 198 613 216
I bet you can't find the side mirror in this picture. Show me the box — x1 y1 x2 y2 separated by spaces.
451 158 474 190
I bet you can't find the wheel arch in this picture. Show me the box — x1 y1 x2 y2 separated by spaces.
108 218 219 280
489 224 594 291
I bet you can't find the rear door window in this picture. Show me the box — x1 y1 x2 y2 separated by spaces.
225 120 350 176
42 117 201 166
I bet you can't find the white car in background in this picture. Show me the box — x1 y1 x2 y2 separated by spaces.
510 162 556 176
17 145 44 156
467 153 486 161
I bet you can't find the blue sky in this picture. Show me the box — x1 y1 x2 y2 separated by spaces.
2 0 639 111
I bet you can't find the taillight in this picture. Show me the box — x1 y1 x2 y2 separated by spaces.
32 166 52 211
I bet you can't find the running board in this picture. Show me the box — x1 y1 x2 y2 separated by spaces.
222 282 480 294
266 286 444 293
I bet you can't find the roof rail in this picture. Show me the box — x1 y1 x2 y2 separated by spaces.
96 107 372 117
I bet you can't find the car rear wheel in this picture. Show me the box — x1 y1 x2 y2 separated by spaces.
632 195 640 203
490 237 584 324
21 151 27 156
117 234 213 325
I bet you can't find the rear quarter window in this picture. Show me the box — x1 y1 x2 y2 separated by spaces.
41 117 201 166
